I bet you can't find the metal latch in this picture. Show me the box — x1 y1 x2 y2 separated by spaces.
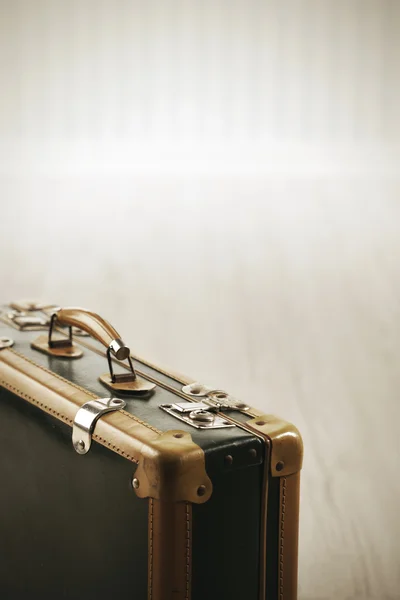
182 383 250 412
6 310 50 330
160 382 250 430
72 397 126 454
160 401 236 429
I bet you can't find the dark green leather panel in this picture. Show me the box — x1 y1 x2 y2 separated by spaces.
0 387 148 600
192 459 264 600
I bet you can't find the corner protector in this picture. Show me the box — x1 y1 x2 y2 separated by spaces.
133 429 213 504
246 414 303 477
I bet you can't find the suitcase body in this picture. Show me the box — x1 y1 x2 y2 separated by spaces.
0 302 303 600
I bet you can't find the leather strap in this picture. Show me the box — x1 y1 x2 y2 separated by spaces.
279 472 301 600
149 500 192 600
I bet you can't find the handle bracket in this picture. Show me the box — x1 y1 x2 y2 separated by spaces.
48 313 73 349
72 397 126 455
31 307 156 395
107 346 136 383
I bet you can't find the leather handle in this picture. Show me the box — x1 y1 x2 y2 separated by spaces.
54 307 130 360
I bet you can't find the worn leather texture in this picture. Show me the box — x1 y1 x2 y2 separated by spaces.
278 472 301 600
150 500 192 600
0 314 301 599
0 387 148 600
0 322 262 463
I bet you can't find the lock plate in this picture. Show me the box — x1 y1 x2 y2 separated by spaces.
159 402 235 430
4 310 50 331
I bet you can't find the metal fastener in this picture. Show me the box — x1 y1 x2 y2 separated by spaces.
72 397 126 455
197 485 206 497
0 337 14 349
132 478 140 489
189 409 215 423
182 382 212 397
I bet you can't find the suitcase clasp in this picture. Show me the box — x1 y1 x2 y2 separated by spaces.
160 383 251 429
160 401 236 429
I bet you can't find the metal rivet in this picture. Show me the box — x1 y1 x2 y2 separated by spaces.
132 478 140 489
249 448 257 460
276 461 285 472
77 440 85 451
0 336 14 349
255 420 266 426
197 485 206 497
224 454 233 466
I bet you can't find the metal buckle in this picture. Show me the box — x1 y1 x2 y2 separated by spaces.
72 397 126 455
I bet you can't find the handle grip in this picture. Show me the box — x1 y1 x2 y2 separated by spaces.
54 307 130 361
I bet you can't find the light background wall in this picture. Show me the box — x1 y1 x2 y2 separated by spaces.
1 2 400 599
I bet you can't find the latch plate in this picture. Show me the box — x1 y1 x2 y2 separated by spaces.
5 310 50 331
160 402 235 430
160 382 251 430
182 383 250 412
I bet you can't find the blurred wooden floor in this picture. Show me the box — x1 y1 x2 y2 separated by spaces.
1 176 400 599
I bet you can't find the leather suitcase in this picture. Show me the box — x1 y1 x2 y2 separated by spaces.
0 301 303 600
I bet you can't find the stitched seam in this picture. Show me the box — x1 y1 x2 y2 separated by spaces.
0 379 73 425
149 499 154 600
0 379 139 464
279 477 287 600
186 503 191 600
119 410 161 434
4 348 162 434
90 433 138 463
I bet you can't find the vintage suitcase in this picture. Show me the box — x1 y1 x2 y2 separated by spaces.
0 302 303 600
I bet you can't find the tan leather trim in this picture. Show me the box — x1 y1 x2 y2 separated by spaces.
0 348 212 504
279 472 300 600
236 414 302 599
245 415 303 477
149 500 192 600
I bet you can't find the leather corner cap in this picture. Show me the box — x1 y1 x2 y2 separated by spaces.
246 414 303 477
0 348 212 504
